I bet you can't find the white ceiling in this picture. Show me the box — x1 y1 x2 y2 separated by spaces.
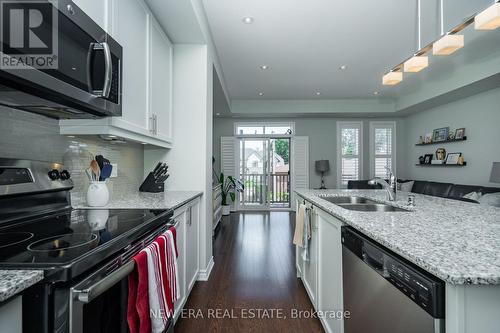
202 0 494 100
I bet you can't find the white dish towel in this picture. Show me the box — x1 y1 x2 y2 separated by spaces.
293 204 311 261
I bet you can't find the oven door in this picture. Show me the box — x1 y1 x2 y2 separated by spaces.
69 261 134 333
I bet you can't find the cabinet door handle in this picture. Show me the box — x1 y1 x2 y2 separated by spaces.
149 115 155 134
154 114 158 134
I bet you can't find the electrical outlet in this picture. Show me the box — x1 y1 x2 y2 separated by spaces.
111 163 118 178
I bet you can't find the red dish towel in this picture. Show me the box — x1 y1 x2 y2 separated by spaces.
127 251 151 333
168 226 178 258
145 241 172 333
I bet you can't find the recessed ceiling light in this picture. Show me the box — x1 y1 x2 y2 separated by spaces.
260 65 268 70
216 113 221 116
258 92 264 96
108 135 117 138
242 16 254 24
339 65 347 70
373 91 379 96
315 91 321 96
67 135 75 138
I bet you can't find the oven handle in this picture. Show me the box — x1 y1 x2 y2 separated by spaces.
73 260 135 303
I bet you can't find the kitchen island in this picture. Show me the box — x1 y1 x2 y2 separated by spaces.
295 189 500 333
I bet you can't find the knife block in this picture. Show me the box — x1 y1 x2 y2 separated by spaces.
139 172 164 193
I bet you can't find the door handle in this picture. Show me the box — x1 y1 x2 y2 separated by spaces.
101 42 113 98
87 42 113 98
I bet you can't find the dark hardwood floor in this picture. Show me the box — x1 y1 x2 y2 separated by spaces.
175 211 324 333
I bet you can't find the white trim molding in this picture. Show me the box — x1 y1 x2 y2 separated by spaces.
197 255 214 281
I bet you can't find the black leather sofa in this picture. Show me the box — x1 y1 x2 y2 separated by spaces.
347 180 500 202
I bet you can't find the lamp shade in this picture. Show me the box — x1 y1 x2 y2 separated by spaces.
315 160 330 173
490 162 500 183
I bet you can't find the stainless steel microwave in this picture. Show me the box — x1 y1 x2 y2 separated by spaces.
0 0 122 118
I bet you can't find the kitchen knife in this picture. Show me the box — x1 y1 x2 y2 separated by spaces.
156 173 169 183
154 163 167 179
157 166 168 180
152 162 162 175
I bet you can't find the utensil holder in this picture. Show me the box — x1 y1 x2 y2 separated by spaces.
86 181 110 207
139 172 165 193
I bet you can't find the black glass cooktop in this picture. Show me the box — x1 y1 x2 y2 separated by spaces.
0 209 168 267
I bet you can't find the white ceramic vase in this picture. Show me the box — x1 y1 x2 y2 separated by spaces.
86 181 110 207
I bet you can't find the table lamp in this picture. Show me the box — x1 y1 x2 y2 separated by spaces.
315 160 330 189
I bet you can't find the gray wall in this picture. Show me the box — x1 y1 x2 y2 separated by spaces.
403 87 500 187
213 117 406 189
0 107 145 200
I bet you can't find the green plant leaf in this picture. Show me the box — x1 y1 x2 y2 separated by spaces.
229 192 236 202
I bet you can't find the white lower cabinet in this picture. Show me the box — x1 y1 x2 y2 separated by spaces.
173 198 200 323
302 206 318 307
296 199 344 333
185 201 200 292
172 211 186 318
317 208 344 333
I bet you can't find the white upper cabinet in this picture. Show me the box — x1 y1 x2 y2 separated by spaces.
60 0 174 148
72 0 108 30
149 17 173 141
111 0 150 133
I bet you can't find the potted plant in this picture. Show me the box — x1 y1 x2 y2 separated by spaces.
219 173 244 216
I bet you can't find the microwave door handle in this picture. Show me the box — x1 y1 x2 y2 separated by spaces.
101 42 113 98
73 260 135 303
86 43 94 94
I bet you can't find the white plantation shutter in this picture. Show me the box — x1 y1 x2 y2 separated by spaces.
291 136 309 209
337 122 363 188
221 137 237 210
370 122 396 179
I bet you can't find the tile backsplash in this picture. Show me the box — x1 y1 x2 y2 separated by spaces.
0 106 145 200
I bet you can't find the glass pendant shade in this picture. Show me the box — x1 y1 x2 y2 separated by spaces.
403 56 429 72
433 35 464 55
475 3 500 30
382 72 403 85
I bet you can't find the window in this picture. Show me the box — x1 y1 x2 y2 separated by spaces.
370 122 396 179
337 122 363 188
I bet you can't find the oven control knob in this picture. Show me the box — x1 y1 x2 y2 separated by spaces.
60 170 71 180
48 169 60 180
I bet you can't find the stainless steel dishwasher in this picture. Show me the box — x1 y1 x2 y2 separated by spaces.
342 227 445 333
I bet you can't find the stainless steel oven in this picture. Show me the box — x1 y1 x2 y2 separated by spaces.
0 0 122 118
65 220 178 333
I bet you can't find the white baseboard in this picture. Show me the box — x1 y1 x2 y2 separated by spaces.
197 256 214 281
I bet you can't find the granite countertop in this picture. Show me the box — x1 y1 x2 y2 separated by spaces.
72 190 203 210
0 270 44 302
295 189 500 285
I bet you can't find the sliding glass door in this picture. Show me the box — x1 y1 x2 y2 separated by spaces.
239 138 269 209
238 137 291 209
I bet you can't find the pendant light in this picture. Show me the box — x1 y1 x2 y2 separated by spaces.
404 0 428 72
475 2 500 30
382 71 403 85
433 0 464 55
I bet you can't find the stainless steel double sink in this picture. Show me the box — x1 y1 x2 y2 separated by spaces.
321 196 409 212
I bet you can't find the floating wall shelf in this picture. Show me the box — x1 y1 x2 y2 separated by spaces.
415 136 467 146
415 162 467 167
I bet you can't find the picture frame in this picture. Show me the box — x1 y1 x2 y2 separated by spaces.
445 152 462 165
432 127 449 143
424 133 433 144
455 128 465 140
424 154 433 164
